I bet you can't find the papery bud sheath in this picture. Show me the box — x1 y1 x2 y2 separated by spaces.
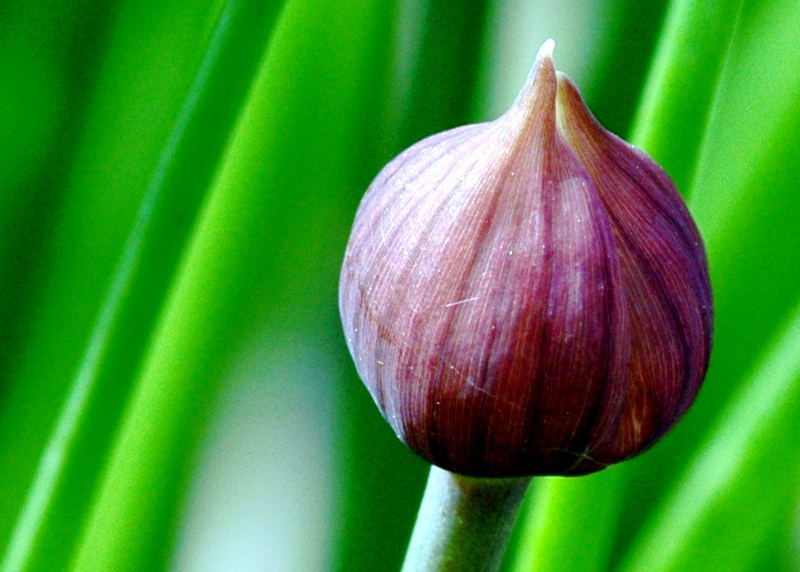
339 41 712 478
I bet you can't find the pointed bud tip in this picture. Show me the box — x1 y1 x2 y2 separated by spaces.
510 39 558 123
537 38 556 62
521 38 556 88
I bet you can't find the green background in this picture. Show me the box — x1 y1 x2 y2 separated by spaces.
1 0 799 570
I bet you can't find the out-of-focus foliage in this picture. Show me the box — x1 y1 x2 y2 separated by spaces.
0 0 798 570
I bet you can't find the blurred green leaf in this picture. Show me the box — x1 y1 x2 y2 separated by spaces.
0 0 118 380
396 0 492 145
631 0 744 193
579 0 670 137
509 471 625 572
67 0 401 569
0 0 218 555
1 0 282 568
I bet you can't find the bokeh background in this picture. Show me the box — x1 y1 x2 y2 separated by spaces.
2 0 799 570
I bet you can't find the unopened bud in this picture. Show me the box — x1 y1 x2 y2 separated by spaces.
339 41 712 478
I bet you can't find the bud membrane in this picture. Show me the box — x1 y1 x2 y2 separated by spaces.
339 41 712 478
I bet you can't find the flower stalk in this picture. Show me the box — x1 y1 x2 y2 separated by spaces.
402 467 530 572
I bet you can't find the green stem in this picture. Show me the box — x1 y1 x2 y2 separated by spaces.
402 466 531 572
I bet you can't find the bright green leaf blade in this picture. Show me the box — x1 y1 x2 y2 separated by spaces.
688 0 800 414
509 471 626 572
631 0 744 193
0 0 118 379
579 0 670 137
69 1 399 569
0 0 283 568
0 0 218 550
395 0 492 146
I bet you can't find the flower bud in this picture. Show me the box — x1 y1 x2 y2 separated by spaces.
339 40 712 478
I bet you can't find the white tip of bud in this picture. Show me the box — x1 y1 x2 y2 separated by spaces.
537 38 556 62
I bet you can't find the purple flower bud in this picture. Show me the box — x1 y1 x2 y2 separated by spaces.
339 41 713 478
